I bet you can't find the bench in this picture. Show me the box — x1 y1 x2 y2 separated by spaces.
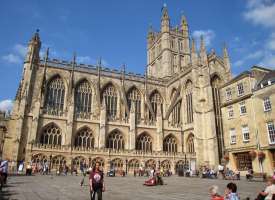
246 172 267 181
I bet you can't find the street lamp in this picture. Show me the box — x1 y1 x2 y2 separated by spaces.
158 160 161 170
126 159 128 175
49 154 52 173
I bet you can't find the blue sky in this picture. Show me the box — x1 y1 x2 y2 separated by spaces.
0 0 275 112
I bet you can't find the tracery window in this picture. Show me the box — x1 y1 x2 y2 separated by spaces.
75 80 92 119
145 159 156 168
136 133 152 152
72 156 86 168
127 87 141 122
187 134 195 153
185 81 193 124
51 155 66 170
149 90 162 121
31 154 48 164
161 160 171 170
92 157 105 168
163 134 177 153
111 158 123 170
103 84 117 120
106 130 124 150
74 128 94 149
44 76 65 116
40 123 62 146
128 159 140 171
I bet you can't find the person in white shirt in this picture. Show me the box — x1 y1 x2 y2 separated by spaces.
258 177 275 200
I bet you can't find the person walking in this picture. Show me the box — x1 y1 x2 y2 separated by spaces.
0 159 8 184
89 162 105 200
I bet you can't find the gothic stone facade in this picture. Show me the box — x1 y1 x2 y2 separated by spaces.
3 7 231 173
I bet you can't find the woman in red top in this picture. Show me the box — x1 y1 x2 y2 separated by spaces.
89 162 105 200
209 185 224 200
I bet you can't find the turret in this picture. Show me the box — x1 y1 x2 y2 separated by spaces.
25 29 41 65
161 4 170 32
147 24 154 46
223 44 231 72
191 38 198 65
181 15 189 38
199 35 208 66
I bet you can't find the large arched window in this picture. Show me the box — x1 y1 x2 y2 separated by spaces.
187 134 195 153
74 127 94 149
44 75 65 116
170 89 181 127
185 80 193 124
127 87 141 122
40 123 62 146
102 84 117 120
149 90 162 121
136 133 152 152
211 75 223 162
106 130 124 150
75 80 92 119
163 134 177 153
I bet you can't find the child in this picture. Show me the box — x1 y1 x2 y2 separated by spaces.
224 182 240 200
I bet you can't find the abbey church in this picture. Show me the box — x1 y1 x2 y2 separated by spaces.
2 6 232 173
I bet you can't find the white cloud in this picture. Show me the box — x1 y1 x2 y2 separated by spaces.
2 53 21 64
244 0 275 28
259 52 275 68
192 29 216 47
241 0 275 68
0 99 13 113
77 56 93 64
234 50 264 67
267 32 275 50
2 43 27 64
13 44 27 57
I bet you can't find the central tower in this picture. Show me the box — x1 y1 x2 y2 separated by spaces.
147 5 191 78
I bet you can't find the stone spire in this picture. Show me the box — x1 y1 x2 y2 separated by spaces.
161 4 170 32
147 24 154 45
25 29 41 64
223 43 231 72
191 38 198 65
181 14 189 37
199 35 208 66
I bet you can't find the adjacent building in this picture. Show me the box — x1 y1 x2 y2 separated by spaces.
220 66 275 175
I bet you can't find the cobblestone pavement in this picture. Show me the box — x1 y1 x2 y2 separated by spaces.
0 175 266 200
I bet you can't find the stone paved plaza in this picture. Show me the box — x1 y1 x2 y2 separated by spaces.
0 175 266 200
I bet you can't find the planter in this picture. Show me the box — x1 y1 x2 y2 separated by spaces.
223 154 229 161
258 151 266 160
249 150 257 159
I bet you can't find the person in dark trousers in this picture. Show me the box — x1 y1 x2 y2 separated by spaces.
89 162 105 200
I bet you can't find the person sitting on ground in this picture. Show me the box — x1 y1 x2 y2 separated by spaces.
209 185 224 200
255 177 275 200
246 168 254 180
234 170 240 180
224 182 240 200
